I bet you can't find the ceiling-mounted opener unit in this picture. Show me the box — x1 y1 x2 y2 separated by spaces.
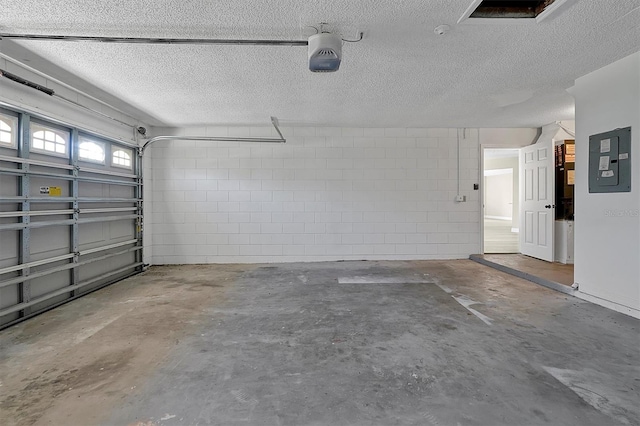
307 32 343 73
0 27 363 73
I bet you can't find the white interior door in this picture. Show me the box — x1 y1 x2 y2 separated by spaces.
520 140 554 261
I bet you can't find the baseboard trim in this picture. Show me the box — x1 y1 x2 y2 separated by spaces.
574 291 640 319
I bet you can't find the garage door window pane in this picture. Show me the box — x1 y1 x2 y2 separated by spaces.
31 125 69 157
79 138 106 164
0 114 18 148
112 148 132 169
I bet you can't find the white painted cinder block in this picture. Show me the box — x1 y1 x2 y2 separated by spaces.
147 128 480 264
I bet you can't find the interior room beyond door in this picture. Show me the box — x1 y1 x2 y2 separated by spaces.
483 149 520 254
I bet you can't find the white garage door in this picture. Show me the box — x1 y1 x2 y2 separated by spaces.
0 107 143 329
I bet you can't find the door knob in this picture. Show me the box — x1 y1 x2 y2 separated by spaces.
544 205 555 209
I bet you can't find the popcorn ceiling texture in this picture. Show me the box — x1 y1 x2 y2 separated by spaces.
1 0 639 127
147 126 480 264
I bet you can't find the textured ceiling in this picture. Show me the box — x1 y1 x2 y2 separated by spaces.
0 0 639 128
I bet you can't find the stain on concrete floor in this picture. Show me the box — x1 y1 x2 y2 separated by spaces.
0 260 638 425
0 264 247 426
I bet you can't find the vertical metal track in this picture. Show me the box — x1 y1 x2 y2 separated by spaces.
70 129 80 296
18 113 31 317
135 148 144 270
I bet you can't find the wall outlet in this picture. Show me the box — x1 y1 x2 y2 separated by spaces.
455 195 466 202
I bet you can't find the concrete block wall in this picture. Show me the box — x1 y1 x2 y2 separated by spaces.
147 127 480 264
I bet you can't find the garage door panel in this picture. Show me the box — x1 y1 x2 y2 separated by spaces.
29 176 70 198
0 145 19 157
30 266 71 299
109 186 135 198
78 182 106 198
78 182 136 198
78 183 135 199
0 231 19 264
78 251 137 293
109 220 135 240
0 212 20 223
29 151 69 166
0 284 20 310
31 201 69 212
0 174 17 197
0 311 20 326
30 227 70 257
79 269 136 295
29 214 73 227
0 109 142 328
29 292 72 315
79 202 137 212
78 222 106 247
79 251 136 281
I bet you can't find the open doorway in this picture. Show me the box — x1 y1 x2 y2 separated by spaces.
476 125 576 293
483 149 520 253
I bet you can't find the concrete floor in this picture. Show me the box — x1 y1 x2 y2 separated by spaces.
0 260 638 426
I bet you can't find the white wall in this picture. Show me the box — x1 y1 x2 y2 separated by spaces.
485 156 520 227
479 128 539 148
572 52 640 317
555 120 575 142
147 127 480 264
484 171 514 219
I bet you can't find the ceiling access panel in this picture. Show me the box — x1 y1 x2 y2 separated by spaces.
469 1 559 18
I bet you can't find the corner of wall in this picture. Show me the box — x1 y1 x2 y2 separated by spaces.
573 52 640 314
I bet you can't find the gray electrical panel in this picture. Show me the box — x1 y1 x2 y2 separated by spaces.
589 127 631 193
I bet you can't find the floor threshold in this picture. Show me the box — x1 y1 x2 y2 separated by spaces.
469 254 575 296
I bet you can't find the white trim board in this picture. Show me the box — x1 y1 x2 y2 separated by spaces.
575 291 640 319
485 215 513 221
484 168 513 177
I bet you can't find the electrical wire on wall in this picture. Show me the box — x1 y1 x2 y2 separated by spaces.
455 127 479 203
477 127 480 192
456 128 468 202
457 128 461 197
